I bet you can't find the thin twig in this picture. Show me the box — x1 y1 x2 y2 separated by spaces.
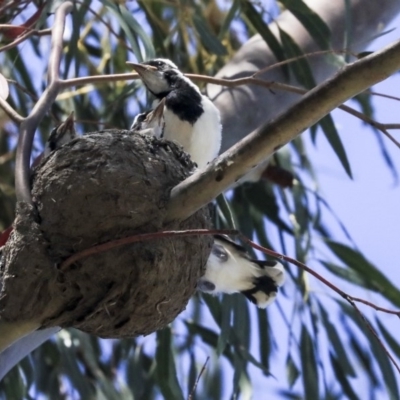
239 235 400 317
242 236 400 376
188 356 210 400
369 91 400 102
382 124 400 130
0 96 23 123
59 229 238 270
350 300 400 374
59 228 400 318
6 79 38 102
15 2 73 204
0 28 51 53
60 72 139 88
252 49 350 77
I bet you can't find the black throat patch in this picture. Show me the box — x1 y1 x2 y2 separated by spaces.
162 71 204 125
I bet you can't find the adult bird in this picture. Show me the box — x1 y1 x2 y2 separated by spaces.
198 235 285 308
128 59 221 168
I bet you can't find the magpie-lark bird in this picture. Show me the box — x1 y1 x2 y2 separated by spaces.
130 98 165 138
198 235 285 308
128 59 222 168
44 112 76 156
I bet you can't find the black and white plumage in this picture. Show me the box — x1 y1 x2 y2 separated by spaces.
44 112 76 156
130 98 165 138
128 59 221 168
198 235 285 308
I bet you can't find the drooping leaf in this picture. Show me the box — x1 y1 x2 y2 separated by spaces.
278 28 316 89
329 352 359 400
326 241 400 307
241 0 289 78
318 302 356 376
318 114 352 178
156 328 185 400
286 355 300 388
279 0 331 50
218 0 241 39
376 318 400 360
300 325 319 399
192 14 227 56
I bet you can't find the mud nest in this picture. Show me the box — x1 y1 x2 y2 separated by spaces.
0 130 213 338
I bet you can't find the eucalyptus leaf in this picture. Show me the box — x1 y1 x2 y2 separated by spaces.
279 0 331 49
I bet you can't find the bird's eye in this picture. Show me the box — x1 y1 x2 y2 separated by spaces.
212 243 228 262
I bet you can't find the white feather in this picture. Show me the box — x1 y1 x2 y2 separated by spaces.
198 238 285 308
163 96 221 168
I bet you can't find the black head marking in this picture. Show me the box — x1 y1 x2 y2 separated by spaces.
214 235 250 258
241 276 278 305
250 259 278 269
211 243 229 262
142 59 178 71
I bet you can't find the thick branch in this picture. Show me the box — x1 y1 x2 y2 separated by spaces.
15 2 73 204
165 39 400 222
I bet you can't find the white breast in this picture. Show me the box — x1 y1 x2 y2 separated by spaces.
163 96 221 168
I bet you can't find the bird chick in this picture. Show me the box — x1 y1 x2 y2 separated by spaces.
44 112 76 156
198 235 285 308
130 98 165 138
128 59 221 168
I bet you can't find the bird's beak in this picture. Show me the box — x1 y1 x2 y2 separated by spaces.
58 111 75 134
127 62 165 92
127 62 157 76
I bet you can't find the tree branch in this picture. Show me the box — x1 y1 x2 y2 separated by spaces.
0 96 23 124
165 39 400 223
15 2 73 204
0 28 51 53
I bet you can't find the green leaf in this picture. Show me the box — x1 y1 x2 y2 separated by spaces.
279 0 331 50
184 322 234 364
101 0 144 61
321 261 372 289
241 1 289 78
216 193 237 229
340 301 399 397
192 14 227 55
300 325 319 399
218 0 240 39
244 182 293 234
286 355 300 388
64 0 89 79
329 352 359 400
257 310 272 373
368 329 399 399
318 114 352 178
57 334 95 399
1 366 27 400
318 302 355 376
217 295 232 355
233 294 250 351
278 28 316 89
119 4 155 59
156 328 185 400
230 329 271 375
376 318 400 360
326 241 400 308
